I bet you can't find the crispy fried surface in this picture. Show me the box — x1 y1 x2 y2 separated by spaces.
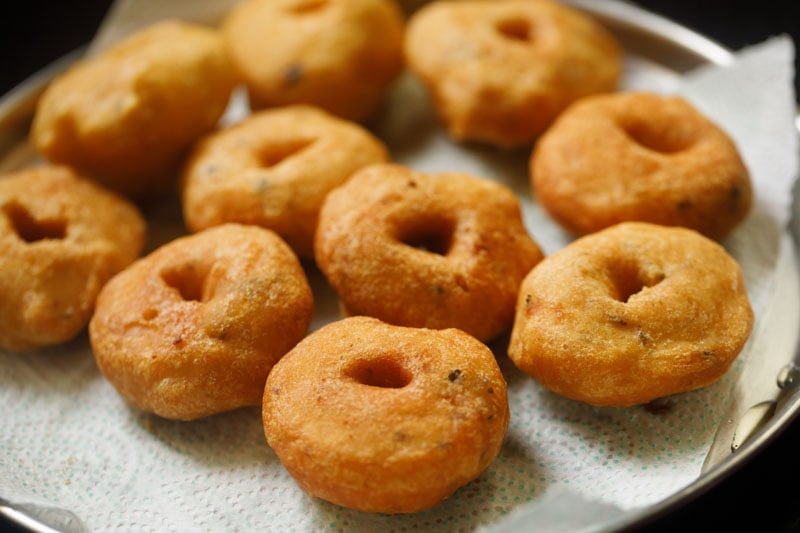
263 316 509 513
31 20 236 199
404 0 621 148
531 92 753 239
315 163 544 342
0 165 146 351
222 0 405 122
89 224 313 420
181 105 389 258
508 222 754 406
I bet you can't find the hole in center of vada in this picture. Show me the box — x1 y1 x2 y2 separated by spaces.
496 18 533 42
345 357 413 389
287 0 328 14
161 262 212 302
2 202 66 243
608 262 659 303
396 215 455 256
620 120 694 154
258 139 315 168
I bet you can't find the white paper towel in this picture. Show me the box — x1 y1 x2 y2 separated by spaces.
0 1 798 531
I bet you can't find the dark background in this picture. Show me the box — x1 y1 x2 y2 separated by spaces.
1 1 799 99
1 1 799 532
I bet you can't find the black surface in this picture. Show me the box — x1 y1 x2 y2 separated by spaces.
1 1 800 532
625 3 800 531
0 1 113 95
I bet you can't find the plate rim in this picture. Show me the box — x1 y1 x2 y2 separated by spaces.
0 1 797 531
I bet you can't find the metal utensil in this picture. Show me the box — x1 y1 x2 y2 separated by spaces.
0 497 87 533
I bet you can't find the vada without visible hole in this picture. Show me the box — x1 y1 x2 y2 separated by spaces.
31 20 237 199
222 0 405 122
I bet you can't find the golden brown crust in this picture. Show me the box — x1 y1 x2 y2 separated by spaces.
31 20 237 199
89 224 313 420
181 105 390 258
531 91 753 239
263 316 509 513
404 0 621 148
508 222 754 406
0 165 146 351
314 163 544 342
222 0 405 122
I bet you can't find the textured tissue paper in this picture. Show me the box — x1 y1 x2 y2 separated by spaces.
1 0 798 531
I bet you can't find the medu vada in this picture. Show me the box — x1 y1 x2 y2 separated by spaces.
0 165 146 351
404 0 622 148
508 222 754 407
263 316 509 513
222 0 405 122
89 224 313 420
314 163 544 342
181 105 390 259
31 20 237 199
531 91 753 240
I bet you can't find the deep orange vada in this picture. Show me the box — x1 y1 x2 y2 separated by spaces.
0 165 146 351
314 163 544 342
404 0 622 148
89 224 313 420
263 316 509 513
508 222 754 407
181 105 390 258
531 91 753 239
